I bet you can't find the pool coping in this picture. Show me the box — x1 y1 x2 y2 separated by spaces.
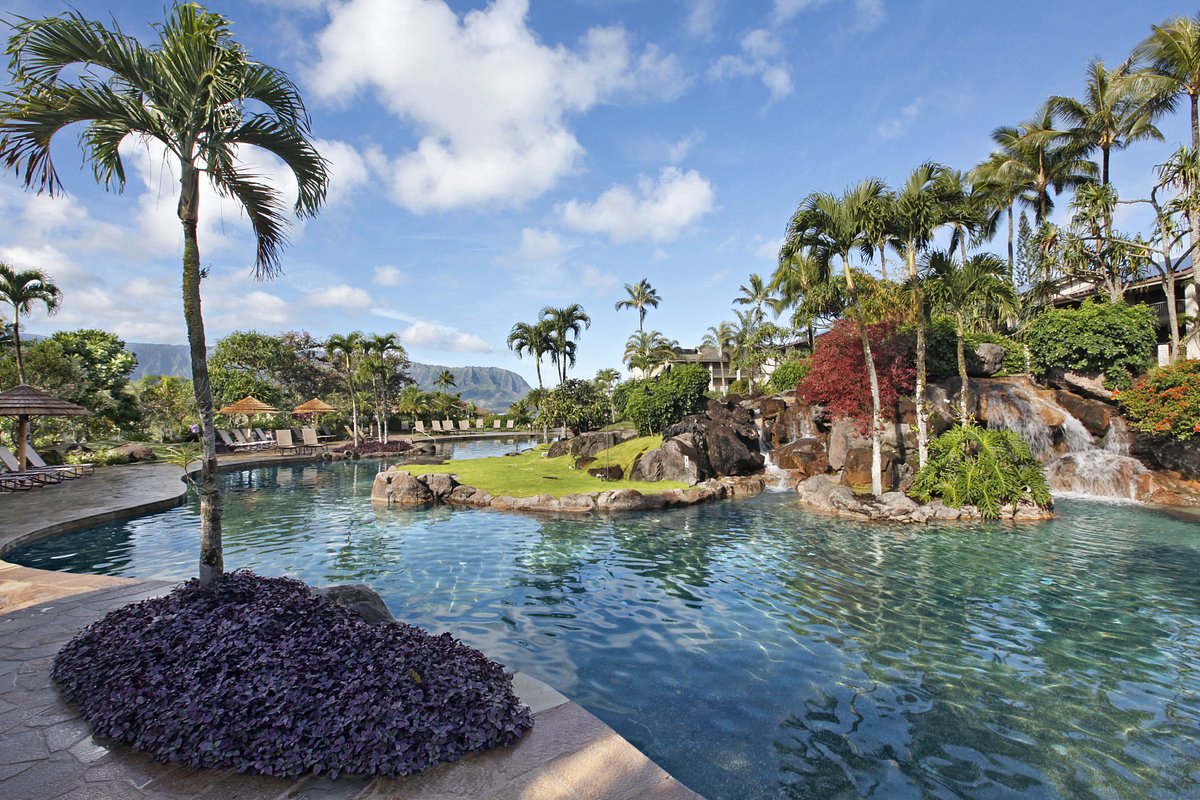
0 456 704 799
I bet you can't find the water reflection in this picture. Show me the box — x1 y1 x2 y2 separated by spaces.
7 464 1200 800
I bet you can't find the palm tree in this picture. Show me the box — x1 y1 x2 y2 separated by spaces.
1049 58 1164 187
782 179 890 495
924 252 1018 423
507 319 553 391
970 153 1027 280
624 330 677 374
730 308 767 389
435 369 456 394
733 273 773 317
891 162 948 468
540 304 591 383
0 5 329 584
327 332 363 446
362 333 402 442
395 385 427 423
700 320 737 385
0 263 60 384
614 279 661 333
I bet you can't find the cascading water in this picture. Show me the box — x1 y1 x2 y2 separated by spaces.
753 411 794 492
976 381 1146 501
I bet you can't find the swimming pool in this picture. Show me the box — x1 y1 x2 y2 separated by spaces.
8 460 1200 799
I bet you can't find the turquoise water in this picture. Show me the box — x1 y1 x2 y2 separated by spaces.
8 458 1200 799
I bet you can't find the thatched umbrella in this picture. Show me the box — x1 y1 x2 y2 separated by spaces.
292 398 336 430
0 384 92 472
216 396 278 415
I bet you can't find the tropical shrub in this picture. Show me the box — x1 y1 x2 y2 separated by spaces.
537 378 609 434
769 358 812 392
797 319 915 430
727 378 750 396
924 319 1024 381
52 572 532 778
909 425 1052 519
623 364 711 435
1117 360 1200 441
1025 300 1156 385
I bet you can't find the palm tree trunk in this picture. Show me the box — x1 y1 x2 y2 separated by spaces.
534 357 543 391
845 257 883 496
956 315 970 423
179 163 222 585
1006 202 1015 282
11 314 25 384
908 250 928 469
1190 95 1200 359
1165 269 1181 363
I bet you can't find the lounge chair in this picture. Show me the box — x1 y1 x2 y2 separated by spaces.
253 428 275 446
443 419 455 432
493 419 501 429
414 420 426 435
301 427 328 454
506 419 515 429
401 421 411 432
458 419 471 432
232 428 265 450
431 420 443 433
24 445 93 477
0 446 65 485
0 469 36 492
476 418 484 429
274 428 308 455
218 429 254 452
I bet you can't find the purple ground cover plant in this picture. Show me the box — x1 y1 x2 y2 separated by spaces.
51 572 533 778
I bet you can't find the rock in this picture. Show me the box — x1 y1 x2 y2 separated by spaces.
826 417 870 472
547 429 636 460
629 435 704 484
109 443 157 463
770 402 823 447
1131 433 1200 481
969 343 1009 376
758 397 787 421
449 485 492 506
877 491 919 517
662 414 764 477
313 584 393 625
372 470 433 505
1054 390 1114 438
587 464 624 481
841 446 896 490
596 489 666 511
558 493 598 512
773 437 829 477
1044 368 1113 401
421 472 459 499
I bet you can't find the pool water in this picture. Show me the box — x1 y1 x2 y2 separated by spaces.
8 460 1200 799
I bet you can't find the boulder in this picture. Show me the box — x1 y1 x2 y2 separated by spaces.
588 464 624 481
826 417 870 472
969 343 1009 377
662 414 764 477
596 489 667 511
758 397 787 421
1044 368 1113 401
841 446 896 490
558 493 598 512
1053 390 1114 438
422 472 459 499
109 443 157 463
312 584 393 625
372 470 433 505
1131 433 1200 481
629 435 704 484
773 438 829 477
547 429 636 460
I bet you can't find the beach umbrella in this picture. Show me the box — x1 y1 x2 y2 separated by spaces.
292 398 337 429
217 396 278 415
0 384 92 472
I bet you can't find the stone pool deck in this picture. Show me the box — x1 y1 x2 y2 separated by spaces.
0 459 702 800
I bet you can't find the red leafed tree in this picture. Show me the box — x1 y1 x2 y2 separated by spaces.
798 319 915 431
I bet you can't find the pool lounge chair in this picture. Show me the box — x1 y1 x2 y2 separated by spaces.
506 419 515 429
218 429 256 452
274 428 309 455
253 428 275 446
476 418 484 429
431 420 443 433
493 419 501 429
23 445 93 477
0 446 66 485
0 469 37 492
414 420 426 435
458 419 471 432
443 419 455 433
301 427 328 454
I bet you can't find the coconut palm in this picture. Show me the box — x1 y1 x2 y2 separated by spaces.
0 5 329 583
327 332 363 446
733 273 773 317
614 279 661 333
506 319 553 390
0 263 60 384
970 153 1027 280
624 330 677 374
362 333 403 442
540 304 591 383
891 162 949 468
782 179 890 495
435 369 456 394
1049 58 1164 187
395 385 428 423
924 252 1018 423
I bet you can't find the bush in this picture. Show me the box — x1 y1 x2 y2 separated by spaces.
1117 360 1200 441
909 425 1052 519
536 378 609 434
1026 300 1156 382
925 319 1024 381
769 358 812 393
623 364 711 435
52 572 532 778
797 319 915 430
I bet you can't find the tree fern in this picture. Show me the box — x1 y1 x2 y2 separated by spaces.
911 425 1051 519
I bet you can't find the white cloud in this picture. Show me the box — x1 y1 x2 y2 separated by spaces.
708 29 792 102
373 265 409 287
517 228 567 261
308 0 686 213
667 130 705 163
315 138 374 206
371 307 492 353
773 0 884 32
304 284 374 308
756 237 784 261
578 265 617 291
559 167 715 244
685 0 721 40
773 0 832 23
876 98 924 140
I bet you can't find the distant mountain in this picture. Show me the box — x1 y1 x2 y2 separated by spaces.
126 342 530 412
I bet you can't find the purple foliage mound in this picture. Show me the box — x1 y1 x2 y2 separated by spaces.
51 572 533 778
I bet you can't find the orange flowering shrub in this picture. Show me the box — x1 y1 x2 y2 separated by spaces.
1118 360 1200 441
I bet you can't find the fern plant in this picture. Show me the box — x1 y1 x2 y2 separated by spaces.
910 425 1052 519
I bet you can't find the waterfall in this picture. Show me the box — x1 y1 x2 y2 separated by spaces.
753 411 794 492
977 381 1145 501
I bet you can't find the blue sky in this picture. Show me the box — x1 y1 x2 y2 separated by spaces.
0 0 1193 387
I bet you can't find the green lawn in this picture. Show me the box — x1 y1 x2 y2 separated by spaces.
409 439 686 498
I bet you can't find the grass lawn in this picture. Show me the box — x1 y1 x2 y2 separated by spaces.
410 439 687 498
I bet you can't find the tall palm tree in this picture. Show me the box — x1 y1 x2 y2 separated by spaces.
924 252 1018 423
891 162 948 468
614 279 661 333
540 304 591 383
362 333 402 442
970 153 1027 280
623 330 677 374
327 332 363 446
782 179 889 495
506 320 553 390
0 5 329 584
1136 15 1200 352
395 385 427 423
1049 58 1164 187
733 273 773 317
434 369 456 394
0 263 60 384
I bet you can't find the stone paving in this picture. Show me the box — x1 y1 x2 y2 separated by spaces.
0 460 703 799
